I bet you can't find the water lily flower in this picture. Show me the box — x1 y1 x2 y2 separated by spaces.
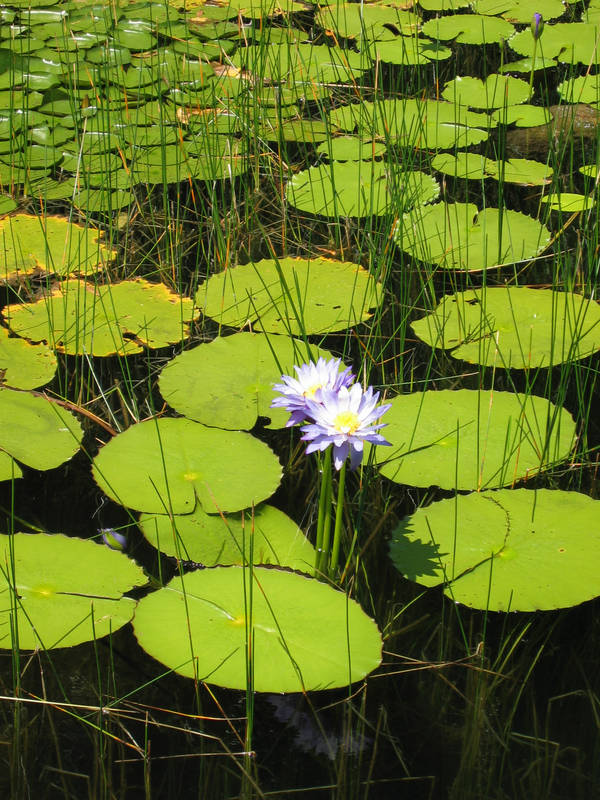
301 383 392 470
271 357 355 426
101 528 128 552
531 12 544 40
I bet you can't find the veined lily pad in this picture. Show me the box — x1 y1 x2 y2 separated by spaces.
395 202 551 270
0 388 82 471
198 257 382 335
286 161 439 218
432 153 553 185
139 504 315 574
372 389 575 490
3 279 198 356
159 332 334 430
133 566 382 691
0 532 146 650
0 214 115 281
328 98 493 150
0 326 56 389
92 418 282 515
412 287 600 369
441 74 531 109
390 490 600 611
422 13 514 43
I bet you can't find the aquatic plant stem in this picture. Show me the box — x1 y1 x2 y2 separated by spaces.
315 450 332 574
329 461 347 579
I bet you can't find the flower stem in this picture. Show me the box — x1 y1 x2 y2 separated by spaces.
315 450 332 574
329 460 347 579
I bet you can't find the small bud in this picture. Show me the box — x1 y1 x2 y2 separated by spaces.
101 528 128 552
531 13 544 40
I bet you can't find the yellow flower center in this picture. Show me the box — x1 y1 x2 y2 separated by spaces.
333 410 360 434
303 383 322 399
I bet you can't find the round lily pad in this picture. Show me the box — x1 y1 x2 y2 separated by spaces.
411 287 600 369
372 389 575 490
315 136 387 162
286 161 439 219
390 490 600 611
3 279 198 356
133 566 382 691
92 417 282 515
540 193 594 213
395 202 551 270
0 388 82 471
432 153 553 185
441 74 531 109
198 257 382 335
0 214 116 281
139 504 315 573
0 326 56 389
0 532 147 649
422 13 515 44
159 332 334 429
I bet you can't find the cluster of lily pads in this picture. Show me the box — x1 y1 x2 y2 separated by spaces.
2 0 600 694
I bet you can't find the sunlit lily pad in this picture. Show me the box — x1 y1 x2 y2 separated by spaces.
432 153 553 185
315 4 419 40
540 193 595 212
0 388 82 471
139 504 315 573
0 533 146 649
316 136 387 161
471 0 564 22
286 161 439 218
370 35 452 65
93 418 282 515
412 287 600 369
422 13 514 43
328 98 493 150
0 214 115 281
198 257 382 335
395 202 551 270
159 332 334 429
0 326 56 389
3 279 198 356
510 22 600 65
391 490 600 611
133 566 382 691
372 389 575 490
441 74 531 109
0 451 22 482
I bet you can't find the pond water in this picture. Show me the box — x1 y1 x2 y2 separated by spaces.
1 0 600 797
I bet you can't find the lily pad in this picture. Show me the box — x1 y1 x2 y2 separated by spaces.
0 214 116 281
422 13 514 44
0 532 146 649
390 490 600 611
315 4 420 41
441 74 531 109
315 136 387 161
139 504 315 573
0 388 82 471
372 389 576 490
395 202 551 270
432 153 553 185
540 193 595 212
369 36 452 66
159 332 334 429
3 279 198 356
286 160 439 219
0 326 56 389
412 287 600 369
92 417 282 515
198 257 382 335
509 22 600 65
0 451 22 482
133 566 382 691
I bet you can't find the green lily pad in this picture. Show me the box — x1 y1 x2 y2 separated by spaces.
315 4 419 41
133 566 382 691
509 22 600 65
0 214 115 281
395 202 551 270
412 287 600 369
540 193 595 212
441 74 531 109
471 0 564 22
130 138 247 184
3 279 198 356
198 257 382 335
0 388 82 471
491 103 551 127
93 418 282 515
328 98 493 150
0 532 146 649
372 389 575 490
286 160 439 219
557 75 600 104
390 490 600 611
369 36 452 66
0 326 56 389
432 153 553 185
315 136 387 162
139 504 315 573
0 451 22 482
422 13 514 44
159 332 334 430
